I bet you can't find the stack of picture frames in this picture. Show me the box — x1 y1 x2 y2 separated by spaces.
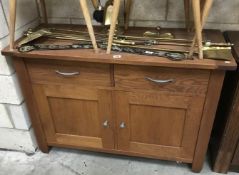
9 0 214 60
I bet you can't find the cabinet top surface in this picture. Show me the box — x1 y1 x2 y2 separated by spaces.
1 25 237 70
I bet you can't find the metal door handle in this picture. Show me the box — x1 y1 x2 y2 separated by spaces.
145 77 175 84
120 122 126 129
103 120 109 128
55 70 80 76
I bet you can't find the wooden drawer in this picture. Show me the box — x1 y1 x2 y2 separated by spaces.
26 60 112 87
115 65 210 95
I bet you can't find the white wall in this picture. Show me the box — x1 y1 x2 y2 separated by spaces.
0 0 39 153
41 0 239 31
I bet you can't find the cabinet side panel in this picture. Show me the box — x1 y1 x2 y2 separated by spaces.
12 58 49 152
192 70 225 172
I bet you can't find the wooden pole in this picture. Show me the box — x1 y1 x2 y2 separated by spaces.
9 0 17 50
189 0 213 58
184 0 191 31
39 0 48 24
124 0 133 30
91 0 99 9
191 0 203 59
79 0 98 52
107 0 121 54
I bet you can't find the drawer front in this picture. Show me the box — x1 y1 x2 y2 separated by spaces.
26 60 112 87
115 65 210 95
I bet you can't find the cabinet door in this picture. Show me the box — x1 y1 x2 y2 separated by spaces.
115 91 205 162
33 84 114 150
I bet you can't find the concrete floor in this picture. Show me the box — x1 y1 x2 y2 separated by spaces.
0 147 237 175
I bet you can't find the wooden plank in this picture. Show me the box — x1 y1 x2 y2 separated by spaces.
12 58 49 153
192 70 225 172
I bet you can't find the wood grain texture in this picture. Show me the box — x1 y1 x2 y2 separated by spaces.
32 84 115 149
12 58 49 153
232 144 239 166
115 90 205 162
114 65 210 95
26 60 112 87
192 70 225 172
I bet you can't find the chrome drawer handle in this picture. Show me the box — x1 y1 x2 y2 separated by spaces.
120 122 126 129
55 70 80 76
145 77 175 84
103 120 109 128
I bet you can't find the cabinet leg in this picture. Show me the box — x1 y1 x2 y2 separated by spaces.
9 0 17 50
39 145 50 153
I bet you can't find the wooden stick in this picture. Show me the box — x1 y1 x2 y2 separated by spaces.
39 0 48 24
91 0 99 9
189 0 213 58
79 0 98 52
124 0 133 30
107 0 121 54
184 0 190 31
191 0 203 59
9 0 17 50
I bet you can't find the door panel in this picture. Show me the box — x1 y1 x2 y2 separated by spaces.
115 90 205 161
33 84 114 149
49 97 100 137
130 105 186 147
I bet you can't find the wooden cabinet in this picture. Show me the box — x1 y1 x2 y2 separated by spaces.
10 57 230 173
3 29 236 173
